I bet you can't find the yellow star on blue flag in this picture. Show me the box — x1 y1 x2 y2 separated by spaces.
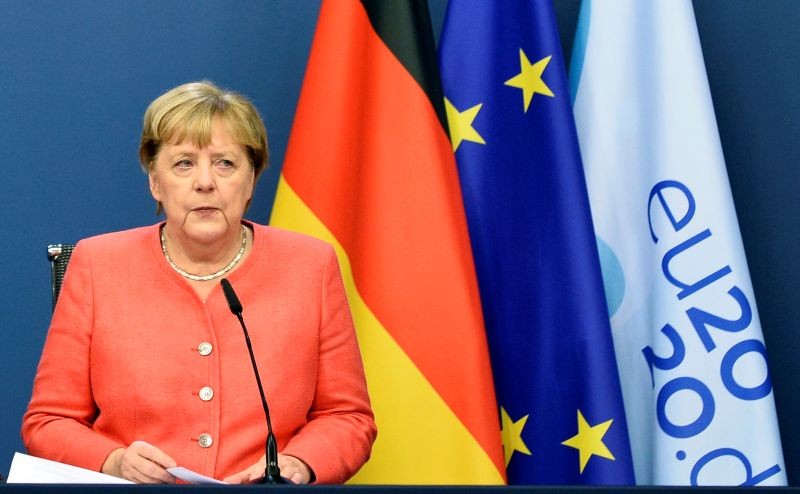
561 410 616 473
444 97 486 151
500 407 532 467
504 49 554 112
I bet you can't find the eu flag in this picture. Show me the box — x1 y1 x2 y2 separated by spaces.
439 0 635 484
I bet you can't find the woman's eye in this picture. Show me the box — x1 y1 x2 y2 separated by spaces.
217 159 234 168
174 159 193 169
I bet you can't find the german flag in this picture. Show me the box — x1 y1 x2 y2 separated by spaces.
270 0 505 484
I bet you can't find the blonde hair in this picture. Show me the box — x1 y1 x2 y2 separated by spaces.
139 81 268 212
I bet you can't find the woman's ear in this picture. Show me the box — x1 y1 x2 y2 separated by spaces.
247 169 255 201
148 172 161 202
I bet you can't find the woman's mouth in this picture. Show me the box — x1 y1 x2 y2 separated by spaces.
191 207 219 216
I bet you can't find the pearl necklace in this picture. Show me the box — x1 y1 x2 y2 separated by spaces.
160 225 247 281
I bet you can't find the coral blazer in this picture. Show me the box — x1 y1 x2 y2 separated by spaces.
22 222 376 483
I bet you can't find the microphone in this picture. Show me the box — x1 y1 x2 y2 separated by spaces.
220 278 287 484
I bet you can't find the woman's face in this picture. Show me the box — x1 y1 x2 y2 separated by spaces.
149 119 254 246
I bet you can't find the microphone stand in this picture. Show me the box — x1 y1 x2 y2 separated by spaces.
235 310 286 484
222 278 287 484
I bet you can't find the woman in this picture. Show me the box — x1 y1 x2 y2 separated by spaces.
21 81 377 484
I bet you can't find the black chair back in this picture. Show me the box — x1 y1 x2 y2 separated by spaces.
47 244 75 310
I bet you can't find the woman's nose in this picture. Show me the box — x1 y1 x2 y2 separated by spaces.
194 162 216 191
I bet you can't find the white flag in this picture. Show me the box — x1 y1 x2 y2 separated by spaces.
570 0 786 486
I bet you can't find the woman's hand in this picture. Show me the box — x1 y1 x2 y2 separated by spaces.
223 453 312 485
101 440 177 483
277 454 313 484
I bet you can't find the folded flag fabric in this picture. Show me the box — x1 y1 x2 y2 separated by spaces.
570 0 786 485
271 0 505 484
439 0 634 484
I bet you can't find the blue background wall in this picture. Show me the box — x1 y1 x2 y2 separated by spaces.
2 0 799 484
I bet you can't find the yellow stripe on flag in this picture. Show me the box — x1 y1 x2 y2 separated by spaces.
271 176 503 484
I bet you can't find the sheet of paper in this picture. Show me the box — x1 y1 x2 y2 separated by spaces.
167 466 227 484
7 452 133 484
